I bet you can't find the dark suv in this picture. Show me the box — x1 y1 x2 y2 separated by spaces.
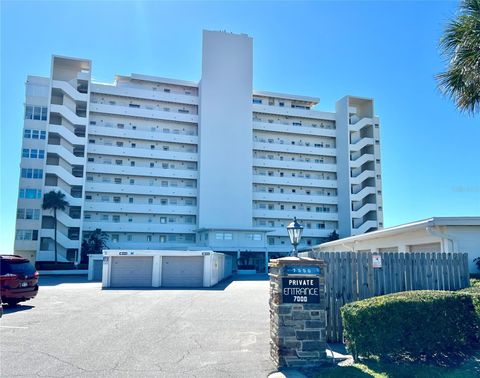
0 255 39 306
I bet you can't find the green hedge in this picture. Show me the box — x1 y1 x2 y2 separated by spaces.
341 291 479 361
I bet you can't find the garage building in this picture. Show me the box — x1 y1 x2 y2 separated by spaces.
91 250 233 288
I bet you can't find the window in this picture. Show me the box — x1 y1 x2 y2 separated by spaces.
148 198 153 204
88 139 95 144
215 233 223 240
115 160 123 165
116 141 123 147
147 235 152 242
40 131 46 139
127 235 133 241
129 198 133 204
150 145 155 150
101 196 109 202
87 157 94 162
131 143 136 148
160 217 167 224
168 217 175 223
129 103 140 108
268 204 274 210
19 188 42 199
159 235 166 243
25 105 47 121
161 199 167 205
32 130 39 139
268 237 275 245
15 229 38 241
112 215 120 223
224 233 233 240
114 178 122 184
129 179 135 185
113 197 120 203
161 181 168 187
279 102 284 107
111 234 119 243
150 163 154 168
168 235 176 242
162 163 168 169
22 149 29 158
85 195 92 200
253 98 262 104
84 214 91 220
163 146 169 151
117 123 124 129
24 129 31 138
268 188 274 193
178 109 189 114
89 121 96 125
164 88 171 93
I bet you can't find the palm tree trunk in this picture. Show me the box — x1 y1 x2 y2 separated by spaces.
54 208 58 265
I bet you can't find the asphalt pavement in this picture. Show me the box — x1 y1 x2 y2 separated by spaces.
0 275 276 377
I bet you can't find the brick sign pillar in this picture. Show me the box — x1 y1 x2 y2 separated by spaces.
269 257 326 369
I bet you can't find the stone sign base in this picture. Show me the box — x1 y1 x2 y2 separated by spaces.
269 257 326 369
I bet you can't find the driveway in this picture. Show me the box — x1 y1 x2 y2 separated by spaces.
0 275 276 377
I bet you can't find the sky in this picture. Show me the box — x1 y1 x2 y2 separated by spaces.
1 0 479 252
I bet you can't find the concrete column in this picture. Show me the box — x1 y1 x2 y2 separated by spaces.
152 255 161 287
269 257 327 369
265 250 269 273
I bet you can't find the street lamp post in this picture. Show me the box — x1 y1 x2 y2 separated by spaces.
286 217 303 257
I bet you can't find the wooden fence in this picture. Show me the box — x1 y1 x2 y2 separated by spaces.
298 251 470 343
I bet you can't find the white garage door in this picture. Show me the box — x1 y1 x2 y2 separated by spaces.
110 256 153 287
162 256 204 287
410 243 442 253
92 259 103 281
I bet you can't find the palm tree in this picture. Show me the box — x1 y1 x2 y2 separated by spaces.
81 229 108 263
437 0 480 115
42 190 69 264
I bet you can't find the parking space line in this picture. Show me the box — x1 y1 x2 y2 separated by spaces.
0 325 29 329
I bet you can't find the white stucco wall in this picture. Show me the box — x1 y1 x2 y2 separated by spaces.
198 31 253 229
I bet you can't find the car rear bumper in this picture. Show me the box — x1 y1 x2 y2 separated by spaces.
1 285 38 302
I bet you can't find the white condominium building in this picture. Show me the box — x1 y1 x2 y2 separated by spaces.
14 30 383 272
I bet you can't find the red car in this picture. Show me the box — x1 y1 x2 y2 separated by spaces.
0 255 39 306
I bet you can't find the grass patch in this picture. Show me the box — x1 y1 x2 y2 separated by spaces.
315 351 480 377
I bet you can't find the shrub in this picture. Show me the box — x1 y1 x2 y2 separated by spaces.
341 291 479 361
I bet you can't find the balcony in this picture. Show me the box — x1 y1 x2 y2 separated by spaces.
86 163 198 180
50 104 87 126
45 165 83 186
265 228 334 238
253 209 337 221
349 137 374 151
252 120 336 138
252 103 336 121
85 182 197 197
253 157 336 173
40 229 79 249
91 83 198 106
352 220 378 235
89 102 198 124
350 170 375 185
52 80 88 102
88 125 198 145
87 144 198 162
350 154 375 168
82 221 196 234
253 141 336 157
349 117 373 132
83 201 197 215
253 192 337 205
253 174 337 188
351 203 377 218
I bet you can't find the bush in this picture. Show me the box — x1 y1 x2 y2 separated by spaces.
341 291 479 361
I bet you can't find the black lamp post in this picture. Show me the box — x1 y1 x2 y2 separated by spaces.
287 217 303 257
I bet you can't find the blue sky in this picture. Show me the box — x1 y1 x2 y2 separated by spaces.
1 1 479 251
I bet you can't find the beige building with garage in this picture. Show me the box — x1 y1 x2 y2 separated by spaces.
310 217 480 272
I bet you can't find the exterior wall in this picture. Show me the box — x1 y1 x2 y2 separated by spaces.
315 224 480 272
198 30 253 229
101 250 231 287
14 30 384 265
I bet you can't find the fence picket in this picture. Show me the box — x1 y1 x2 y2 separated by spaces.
309 250 469 342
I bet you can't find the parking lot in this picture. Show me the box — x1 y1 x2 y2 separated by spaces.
0 275 275 377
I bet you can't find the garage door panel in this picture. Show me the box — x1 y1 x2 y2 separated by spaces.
162 256 204 287
111 256 153 287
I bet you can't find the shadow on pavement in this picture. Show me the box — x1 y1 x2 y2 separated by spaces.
39 275 89 286
1 304 35 315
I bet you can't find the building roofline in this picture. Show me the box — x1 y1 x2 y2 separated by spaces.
315 216 480 248
196 227 273 232
253 90 320 105
116 73 199 88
